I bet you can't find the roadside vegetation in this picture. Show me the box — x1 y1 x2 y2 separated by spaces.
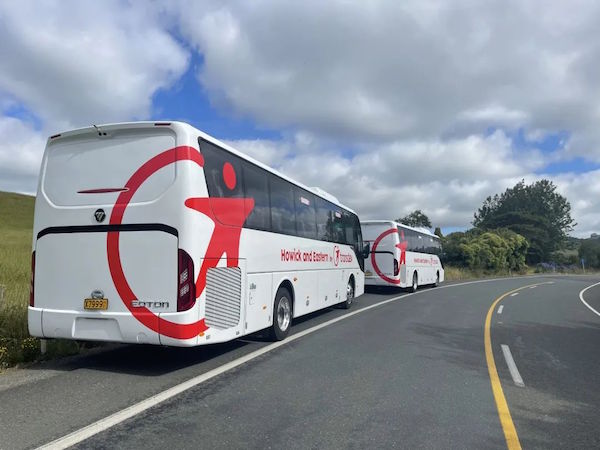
0 192 80 369
407 179 589 278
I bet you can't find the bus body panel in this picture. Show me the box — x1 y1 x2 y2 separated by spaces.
33 230 176 344
29 121 365 347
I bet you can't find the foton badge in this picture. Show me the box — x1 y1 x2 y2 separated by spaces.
94 208 106 223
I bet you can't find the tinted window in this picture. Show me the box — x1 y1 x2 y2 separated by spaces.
331 208 345 243
201 139 243 199
270 176 296 235
343 211 355 247
316 198 333 241
295 188 317 239
243 163 270 231
347 213 364 270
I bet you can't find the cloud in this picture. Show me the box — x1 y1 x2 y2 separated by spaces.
0 116 45 194
0 1 189 131
0 0 191 193
180 0 600 157
227 131 539 231
1 0 599 239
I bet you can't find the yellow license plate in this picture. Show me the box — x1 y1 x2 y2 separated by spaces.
84 298 108 310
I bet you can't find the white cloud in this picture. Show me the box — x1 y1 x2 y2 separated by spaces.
1 0 600 239
228 131 541 231
180 0 600 155
0 117 45 194
0 1 189 131
0 0 191 193
553 170 600 238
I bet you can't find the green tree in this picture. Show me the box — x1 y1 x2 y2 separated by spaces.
434 227 443 238
473 179 575 263
579 239 600 268
397 210 432 228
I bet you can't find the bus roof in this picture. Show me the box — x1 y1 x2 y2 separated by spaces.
361 220 439 239
46 121 357 215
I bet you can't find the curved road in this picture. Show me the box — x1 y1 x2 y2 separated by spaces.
1 275 600 449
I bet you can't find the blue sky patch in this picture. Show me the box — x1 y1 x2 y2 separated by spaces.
151 52 281 142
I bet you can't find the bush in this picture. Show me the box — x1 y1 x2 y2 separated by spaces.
21 337 40 361
443 228 529 272
0 345 8 368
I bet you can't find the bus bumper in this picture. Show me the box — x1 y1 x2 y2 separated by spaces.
28 306 161 345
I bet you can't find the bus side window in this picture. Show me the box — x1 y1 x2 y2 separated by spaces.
332 208 345 243
242 163 271 231
316 197 332 241
269 175 297 236
200 140 243 199
295 188 317 240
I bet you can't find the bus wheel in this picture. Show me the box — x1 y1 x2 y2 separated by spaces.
410 272 418 293
434 272 439 287
341 277 354 309
270 287 292 341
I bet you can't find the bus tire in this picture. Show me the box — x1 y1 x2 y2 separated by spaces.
434 271 440 287
410 272 418 293
269 287 292 341
341 277 355 309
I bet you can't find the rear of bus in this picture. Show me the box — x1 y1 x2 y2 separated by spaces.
361 221 404 287
28 122 204 346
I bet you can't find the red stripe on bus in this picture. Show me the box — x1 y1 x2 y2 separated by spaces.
107 146 209 340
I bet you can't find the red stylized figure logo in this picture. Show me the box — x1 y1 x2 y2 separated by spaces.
184 162 254 296
333 245 340 266
106 146 254 340
396 229 407 265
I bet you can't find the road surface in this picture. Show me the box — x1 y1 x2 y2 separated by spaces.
1 275 599 449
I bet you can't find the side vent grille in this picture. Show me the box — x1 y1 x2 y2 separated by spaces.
205 267 242 330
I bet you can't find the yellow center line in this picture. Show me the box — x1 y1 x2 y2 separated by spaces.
484 281 553 450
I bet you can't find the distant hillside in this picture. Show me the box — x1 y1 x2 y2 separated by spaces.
0 191 35 230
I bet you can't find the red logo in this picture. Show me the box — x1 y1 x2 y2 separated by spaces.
106 146 254 340
396 229 407 265
333 245 340 266
370 228 402 285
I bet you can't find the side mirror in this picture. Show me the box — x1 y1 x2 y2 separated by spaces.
362 242 370 258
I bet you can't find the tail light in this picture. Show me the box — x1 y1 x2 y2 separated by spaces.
177 249 196 312
393 258 399 276
29 252 35 307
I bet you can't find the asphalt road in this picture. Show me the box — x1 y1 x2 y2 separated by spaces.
1 275 600 449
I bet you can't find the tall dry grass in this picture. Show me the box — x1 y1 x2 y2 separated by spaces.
0 192 36 367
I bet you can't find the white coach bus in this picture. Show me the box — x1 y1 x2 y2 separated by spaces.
29 121 366 346
361 220 443 291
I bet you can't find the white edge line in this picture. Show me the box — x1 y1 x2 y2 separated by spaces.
579 281 600 318
510 293 519 297
497 305 504 314
38 275 552 449
501 344 525 387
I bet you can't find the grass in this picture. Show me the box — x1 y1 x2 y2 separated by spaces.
0 191 36 367
0 192 101 369
443 265 533 281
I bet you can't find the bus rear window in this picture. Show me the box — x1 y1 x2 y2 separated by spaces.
43 128 176 206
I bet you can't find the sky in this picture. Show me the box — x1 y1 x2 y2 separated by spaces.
1 0 600 237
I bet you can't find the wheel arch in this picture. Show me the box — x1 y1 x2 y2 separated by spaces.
277 279 295 315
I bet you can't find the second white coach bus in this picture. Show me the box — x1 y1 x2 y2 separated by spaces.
29 121 366 346
361 220 444 291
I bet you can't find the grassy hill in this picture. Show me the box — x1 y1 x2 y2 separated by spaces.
0 191 35 230
0 191 36 366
